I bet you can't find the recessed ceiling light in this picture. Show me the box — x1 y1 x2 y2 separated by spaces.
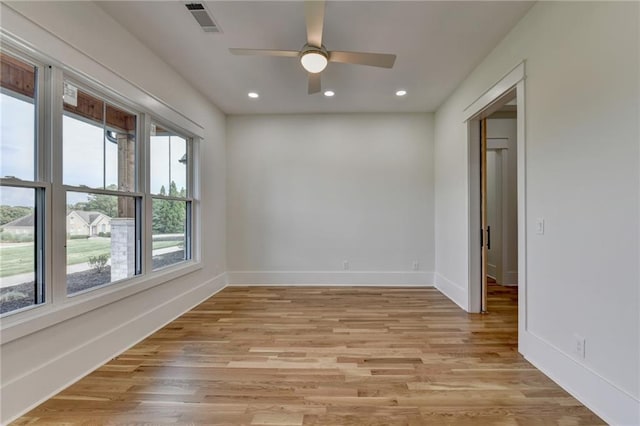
248 92 259 98
323 90 335 97
396 90 407 97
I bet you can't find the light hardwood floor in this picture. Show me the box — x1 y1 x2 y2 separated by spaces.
13 285 604 425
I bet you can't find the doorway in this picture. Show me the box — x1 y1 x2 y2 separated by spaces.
465 62 526 347
483 104 518 311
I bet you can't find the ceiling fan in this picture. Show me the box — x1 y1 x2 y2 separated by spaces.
229 0 397 95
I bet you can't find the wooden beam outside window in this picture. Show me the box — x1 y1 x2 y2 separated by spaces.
0 53 36 98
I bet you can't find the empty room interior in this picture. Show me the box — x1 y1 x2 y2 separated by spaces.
0 1 638 425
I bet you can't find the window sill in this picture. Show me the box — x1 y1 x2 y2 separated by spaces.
0 261 202 345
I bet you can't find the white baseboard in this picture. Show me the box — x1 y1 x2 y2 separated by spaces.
227 270 434 286
434 273 468 310
503 270 518 285
522 330 639 426
1 272 228 425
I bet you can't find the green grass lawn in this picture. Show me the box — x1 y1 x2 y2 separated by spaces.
0 238 182 278
0 243 37 277
65 238 112 267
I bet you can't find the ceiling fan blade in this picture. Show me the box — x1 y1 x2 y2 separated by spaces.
229 48 299 57
308 72 321 94
329 51 396 68
305 1 325 47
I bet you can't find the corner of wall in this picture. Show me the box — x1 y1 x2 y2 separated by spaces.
434 273 468 310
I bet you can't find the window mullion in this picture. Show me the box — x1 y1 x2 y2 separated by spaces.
49 66 68 304
190 138 200 263
40 65 53 308
168 135 172 195
185 200 192 262
102 102 107 190
143 115 153 275
36 64 47 182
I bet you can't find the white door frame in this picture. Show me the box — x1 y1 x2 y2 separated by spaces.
464 62 527 349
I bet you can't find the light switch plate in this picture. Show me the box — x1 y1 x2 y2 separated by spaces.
536 218 544 235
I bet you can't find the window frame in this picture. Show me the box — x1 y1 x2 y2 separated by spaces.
60 74 145 298
0 39 202 336
146 117 195 272
0 47 50 316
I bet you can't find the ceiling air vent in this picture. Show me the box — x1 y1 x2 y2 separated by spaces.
185 3 221 33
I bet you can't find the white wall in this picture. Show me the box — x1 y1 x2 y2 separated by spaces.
434 2 639 424
487 118 518 285
0 2 227 423
227 113 434 285
486 149 500 278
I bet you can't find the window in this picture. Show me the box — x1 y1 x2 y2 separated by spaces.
63 82 141 295
63 83 137 191
0 53 36 181
0 44 199 320
0 53 45 314
150 123 192 270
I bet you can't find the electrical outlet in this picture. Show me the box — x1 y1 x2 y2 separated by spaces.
412 260 419 271
343 260 349 270
574 334 586 359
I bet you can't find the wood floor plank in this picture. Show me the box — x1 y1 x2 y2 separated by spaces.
13 285 604 425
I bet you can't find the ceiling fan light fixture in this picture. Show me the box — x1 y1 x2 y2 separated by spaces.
228 0 397 95
300 51 328 73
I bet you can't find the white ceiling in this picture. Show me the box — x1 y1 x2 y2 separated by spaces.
97 1 534 115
